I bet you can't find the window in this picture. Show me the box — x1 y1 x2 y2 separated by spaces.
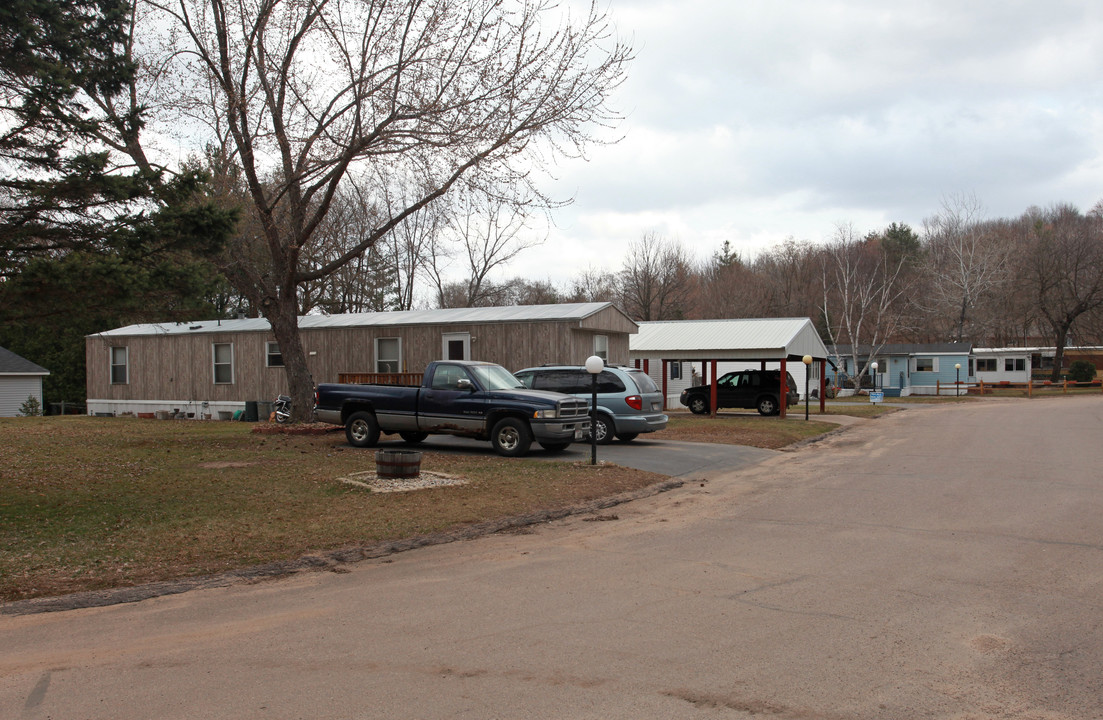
110 346 128 384
670 362 682 380
1005 358 1025 372
976 358 997 372
914 357 937 373
213 343 234 384
430 364 469 390
266 342 283 368
593 334 608 360
376 338 400 373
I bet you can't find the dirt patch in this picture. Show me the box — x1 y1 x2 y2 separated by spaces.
250 422 343 435
198 461 258 469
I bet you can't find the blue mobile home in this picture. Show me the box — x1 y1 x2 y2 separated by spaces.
828 343 972 396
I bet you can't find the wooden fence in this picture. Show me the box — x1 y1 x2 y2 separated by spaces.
336 372 422 386
935 379 1103 396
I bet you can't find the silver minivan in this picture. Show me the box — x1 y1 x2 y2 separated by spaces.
514 365 668 444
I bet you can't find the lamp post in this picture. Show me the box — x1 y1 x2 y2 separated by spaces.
870 361 878 394
955 363 961 396
585 355 604 466
802 355 813 420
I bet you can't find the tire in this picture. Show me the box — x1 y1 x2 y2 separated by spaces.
687 395 709 415
615 433 638 443
491 417 532 457
345 411 380 448
539 442 570 452
586 414 615 445
399 431 428 444
756 396 779 416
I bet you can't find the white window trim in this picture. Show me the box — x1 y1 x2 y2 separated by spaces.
213 342 235 384
911 357 939 373
441 332 471 361
594 334 609 360
266 341 283 368
110 346 128 385
375 337 402 373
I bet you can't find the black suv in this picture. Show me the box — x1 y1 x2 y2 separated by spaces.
679 369 799 416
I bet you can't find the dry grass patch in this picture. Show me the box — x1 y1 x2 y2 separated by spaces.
0 417 667 602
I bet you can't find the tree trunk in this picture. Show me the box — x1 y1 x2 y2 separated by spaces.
1050 319 1073 384
265 295 315 423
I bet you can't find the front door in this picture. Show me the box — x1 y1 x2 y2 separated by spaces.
441 332 471 360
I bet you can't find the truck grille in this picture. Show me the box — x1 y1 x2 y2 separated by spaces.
557 398 589 418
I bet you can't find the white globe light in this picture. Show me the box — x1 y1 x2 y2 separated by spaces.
585 355 605 374
802 354 813 365
871 362 878 371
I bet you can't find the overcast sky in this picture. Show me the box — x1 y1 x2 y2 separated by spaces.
506 0 1103 287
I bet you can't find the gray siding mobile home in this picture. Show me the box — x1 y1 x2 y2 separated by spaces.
86 303 636 417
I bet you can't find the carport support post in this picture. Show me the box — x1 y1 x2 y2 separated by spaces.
819 359 827 412
661 359 668 410
709 360 718 418
779 358 788 418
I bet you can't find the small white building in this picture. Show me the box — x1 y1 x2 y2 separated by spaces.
0 346 50 417
970 347 1034 384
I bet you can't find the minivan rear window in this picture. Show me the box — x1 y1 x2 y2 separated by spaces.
627 370 658 394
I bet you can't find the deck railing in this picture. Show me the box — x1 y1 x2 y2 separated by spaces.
337 372 422 386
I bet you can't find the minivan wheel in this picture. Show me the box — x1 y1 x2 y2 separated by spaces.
586 414 615 445
756 396 779 416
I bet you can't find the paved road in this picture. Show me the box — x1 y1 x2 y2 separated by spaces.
3 397 1102 719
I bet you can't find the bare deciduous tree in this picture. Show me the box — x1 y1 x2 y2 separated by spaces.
921 193 1011 342
821 224 909 387
429 185 544 308
618 232 695 320
1016 203 1103 381
113 0 630 419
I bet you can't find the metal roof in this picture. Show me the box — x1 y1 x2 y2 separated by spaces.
0 346 50 375
92 302 620 337
833 342 972 356
629 318 829 360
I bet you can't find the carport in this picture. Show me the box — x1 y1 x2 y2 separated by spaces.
629 317 831 418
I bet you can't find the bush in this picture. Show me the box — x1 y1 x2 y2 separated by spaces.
18 395 43 416
1068 360 1096 382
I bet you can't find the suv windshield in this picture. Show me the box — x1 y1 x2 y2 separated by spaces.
470 364 525 391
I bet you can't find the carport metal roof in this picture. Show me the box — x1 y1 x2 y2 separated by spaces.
629 317 829 361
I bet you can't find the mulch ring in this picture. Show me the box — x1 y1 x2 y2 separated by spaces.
251 422 344 435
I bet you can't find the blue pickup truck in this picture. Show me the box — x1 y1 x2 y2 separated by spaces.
313 360 591 457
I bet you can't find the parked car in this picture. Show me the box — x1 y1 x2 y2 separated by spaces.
314 360 589 457
513 364 668 444
679 369 799 416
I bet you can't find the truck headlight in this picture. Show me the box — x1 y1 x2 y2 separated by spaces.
533 408 558 419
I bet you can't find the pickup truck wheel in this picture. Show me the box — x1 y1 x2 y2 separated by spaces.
399 431 428 444
539 442 570 452
687 395 709 415
756 396 779 416
346 411 381 448
491 417 532 457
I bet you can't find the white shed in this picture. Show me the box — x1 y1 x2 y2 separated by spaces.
629 318 830 416
0 346 50 417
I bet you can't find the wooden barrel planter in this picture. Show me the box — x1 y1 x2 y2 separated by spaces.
375 450 423 479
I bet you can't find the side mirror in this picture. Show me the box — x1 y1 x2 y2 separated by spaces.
456 378 474 391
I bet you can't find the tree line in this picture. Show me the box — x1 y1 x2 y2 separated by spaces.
5 2 1102 411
